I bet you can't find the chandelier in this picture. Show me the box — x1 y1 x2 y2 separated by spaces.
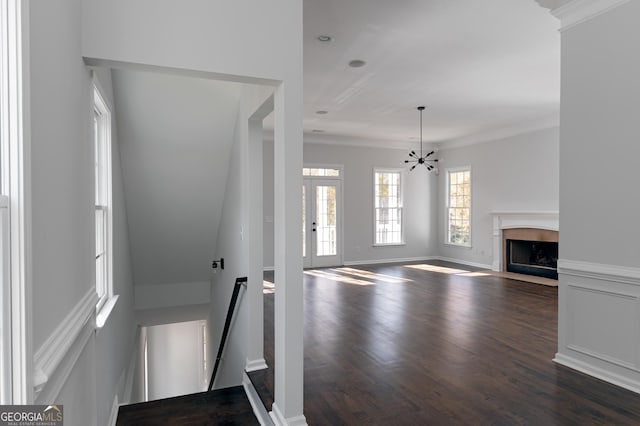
405 106 438 172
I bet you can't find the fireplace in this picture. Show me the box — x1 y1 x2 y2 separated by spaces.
491 211 559 280
506 239 558 279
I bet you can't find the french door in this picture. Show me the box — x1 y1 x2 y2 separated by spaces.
303 178 342 268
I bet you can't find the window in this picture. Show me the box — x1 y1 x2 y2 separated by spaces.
93 84 113 315
303 167 340 177
1 0 20 403
374 169 403 245
446 168 471 246
1 0 10 403
0 196 9 404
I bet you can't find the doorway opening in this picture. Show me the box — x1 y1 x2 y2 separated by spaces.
303 166 343 268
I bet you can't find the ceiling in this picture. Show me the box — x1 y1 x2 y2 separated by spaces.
302 0 560 148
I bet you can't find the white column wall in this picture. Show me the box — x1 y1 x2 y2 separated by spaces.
554 0 640 395
83 1 305 422
272 80 305 424
27 2 137 424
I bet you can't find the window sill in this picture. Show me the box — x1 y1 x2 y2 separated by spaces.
96 294 119 329
373 243 406 247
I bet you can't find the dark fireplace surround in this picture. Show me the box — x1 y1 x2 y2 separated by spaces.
502 228 559 280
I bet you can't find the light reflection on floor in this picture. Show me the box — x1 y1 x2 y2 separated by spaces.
405 263 490 277
331 267 412 284
458 271 491 277
265 263 490 293
304 269 373 285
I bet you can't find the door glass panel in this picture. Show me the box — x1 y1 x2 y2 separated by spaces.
302 185 306 258
303 167 340 177
315 185 337 256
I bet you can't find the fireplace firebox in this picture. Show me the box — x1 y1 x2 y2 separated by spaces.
506 239 558 279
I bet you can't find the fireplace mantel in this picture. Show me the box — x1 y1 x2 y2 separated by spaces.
491 211 559 272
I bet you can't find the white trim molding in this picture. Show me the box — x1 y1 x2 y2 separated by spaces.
34 320 94 404
554 353 640 395
33 289 97 398
246 358 268 373
558 259 640 286
243 372 273 426
490 211 559 272
556 259 640 395
1 0 32 404
270 402 308 426
550 0 631 31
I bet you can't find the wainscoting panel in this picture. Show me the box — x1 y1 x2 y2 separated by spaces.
566 283 638 369
556 259 640 394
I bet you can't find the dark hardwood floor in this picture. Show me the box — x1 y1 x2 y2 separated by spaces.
254 260 640 425
116 386 258 425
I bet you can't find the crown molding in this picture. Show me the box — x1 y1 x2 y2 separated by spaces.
548 0 631 31
535 0 573 11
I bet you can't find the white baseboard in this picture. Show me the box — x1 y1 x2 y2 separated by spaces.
246 358 268 372
33 288 97 399
554 353 640 394
270 402 307 426
342 256 435 266
243 372 273 426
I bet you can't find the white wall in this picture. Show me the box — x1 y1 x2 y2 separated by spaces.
436 127 559 267
146 321 206 400
30 0 94 353
82 0 305 420
208 86 273 389
113 70 241 292
263 141 437 266
92 68 137 426
555 1 640 395
82 0 299 83
130 327 147 404
559 4 640 267
29 1 136 424
208 110 246 389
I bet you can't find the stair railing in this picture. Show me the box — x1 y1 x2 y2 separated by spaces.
208 276 247 391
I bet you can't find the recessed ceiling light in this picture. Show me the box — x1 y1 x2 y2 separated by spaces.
315 110 328 115
317 35 332 42
348 59 366 68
